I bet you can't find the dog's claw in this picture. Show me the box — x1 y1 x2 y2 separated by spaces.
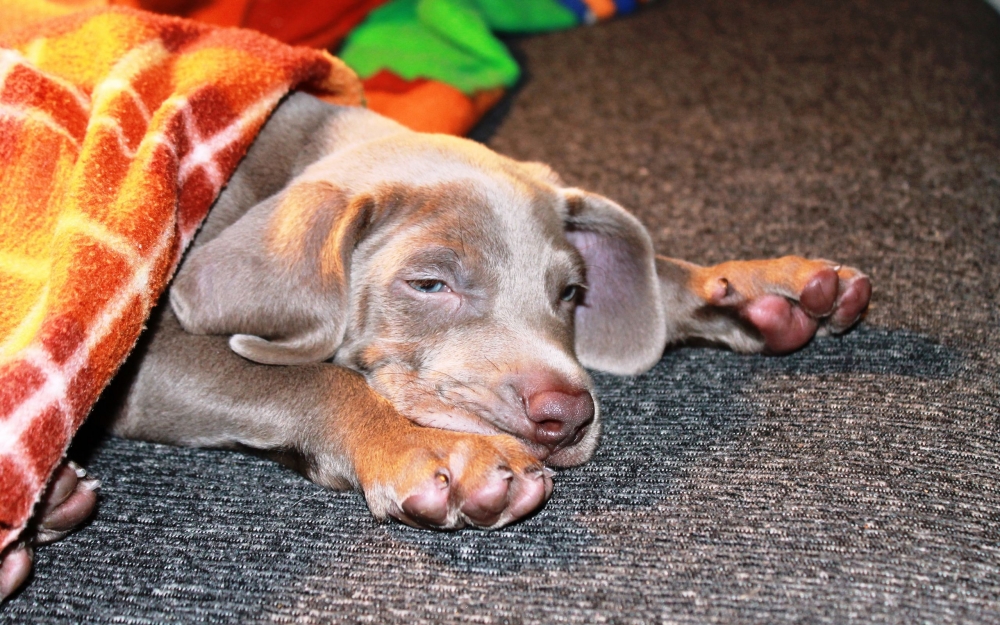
709 277 733 305
70 461 88 479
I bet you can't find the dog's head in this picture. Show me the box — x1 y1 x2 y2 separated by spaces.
171 123 665 467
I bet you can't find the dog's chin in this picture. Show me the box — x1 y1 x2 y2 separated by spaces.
544 423 601 468
402 407 600 468
512 421 601 468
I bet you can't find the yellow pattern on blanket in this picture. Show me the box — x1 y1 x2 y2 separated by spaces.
0 0 362 554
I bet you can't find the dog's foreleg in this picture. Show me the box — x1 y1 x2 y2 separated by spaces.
655 255 872 354
110 309 553 529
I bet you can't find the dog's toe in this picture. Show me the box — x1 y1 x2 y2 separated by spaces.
799 267 839 317
399 468 453 528
460 467 513 526
828 271 872 333
504 466 553 522
743 294 819 354
35 462 100 544
0 543 32 602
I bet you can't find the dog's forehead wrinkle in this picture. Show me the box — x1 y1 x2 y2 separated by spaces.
483 181 579 292
348 181 500 271
303 130 518 197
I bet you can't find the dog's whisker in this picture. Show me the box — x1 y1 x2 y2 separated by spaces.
279 489 329 512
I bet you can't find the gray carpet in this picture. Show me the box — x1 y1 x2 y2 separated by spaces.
4 0 1000 622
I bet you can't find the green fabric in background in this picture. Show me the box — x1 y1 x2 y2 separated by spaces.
474 0 579 32
339 0 577 93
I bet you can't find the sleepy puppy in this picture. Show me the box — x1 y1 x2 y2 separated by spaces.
96 92 872 531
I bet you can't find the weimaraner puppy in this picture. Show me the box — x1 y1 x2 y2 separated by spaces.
3 92 870 597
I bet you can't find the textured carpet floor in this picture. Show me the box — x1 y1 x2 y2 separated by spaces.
4 0 999 622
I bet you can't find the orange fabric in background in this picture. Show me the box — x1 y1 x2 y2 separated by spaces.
582 0 617 21
243 0 388 49
362 70 505 136
0 0 108 32
114 0 388 50
112 0 502 136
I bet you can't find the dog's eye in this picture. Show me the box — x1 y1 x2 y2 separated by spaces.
560 284 581 302
408 279 449 294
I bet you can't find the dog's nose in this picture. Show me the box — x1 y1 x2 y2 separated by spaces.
525 386 595 448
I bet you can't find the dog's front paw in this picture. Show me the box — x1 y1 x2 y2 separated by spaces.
358 430 554 530
699 256 872 354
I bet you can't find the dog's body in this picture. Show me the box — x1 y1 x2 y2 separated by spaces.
0 91 871 597
98 92 870 531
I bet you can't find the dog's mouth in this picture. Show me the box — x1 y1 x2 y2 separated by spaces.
364 365 599 466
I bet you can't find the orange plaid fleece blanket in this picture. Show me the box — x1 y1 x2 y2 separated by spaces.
0 2 362 554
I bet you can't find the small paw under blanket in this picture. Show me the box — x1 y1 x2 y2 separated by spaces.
0 1 362 557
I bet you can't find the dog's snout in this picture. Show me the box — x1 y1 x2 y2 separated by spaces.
525 387 595 448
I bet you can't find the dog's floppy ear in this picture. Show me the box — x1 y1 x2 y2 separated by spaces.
170 180 375 365
563 190 667 375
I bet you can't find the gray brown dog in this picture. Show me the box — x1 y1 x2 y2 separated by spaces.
4 92 871 591
116 92 871 529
